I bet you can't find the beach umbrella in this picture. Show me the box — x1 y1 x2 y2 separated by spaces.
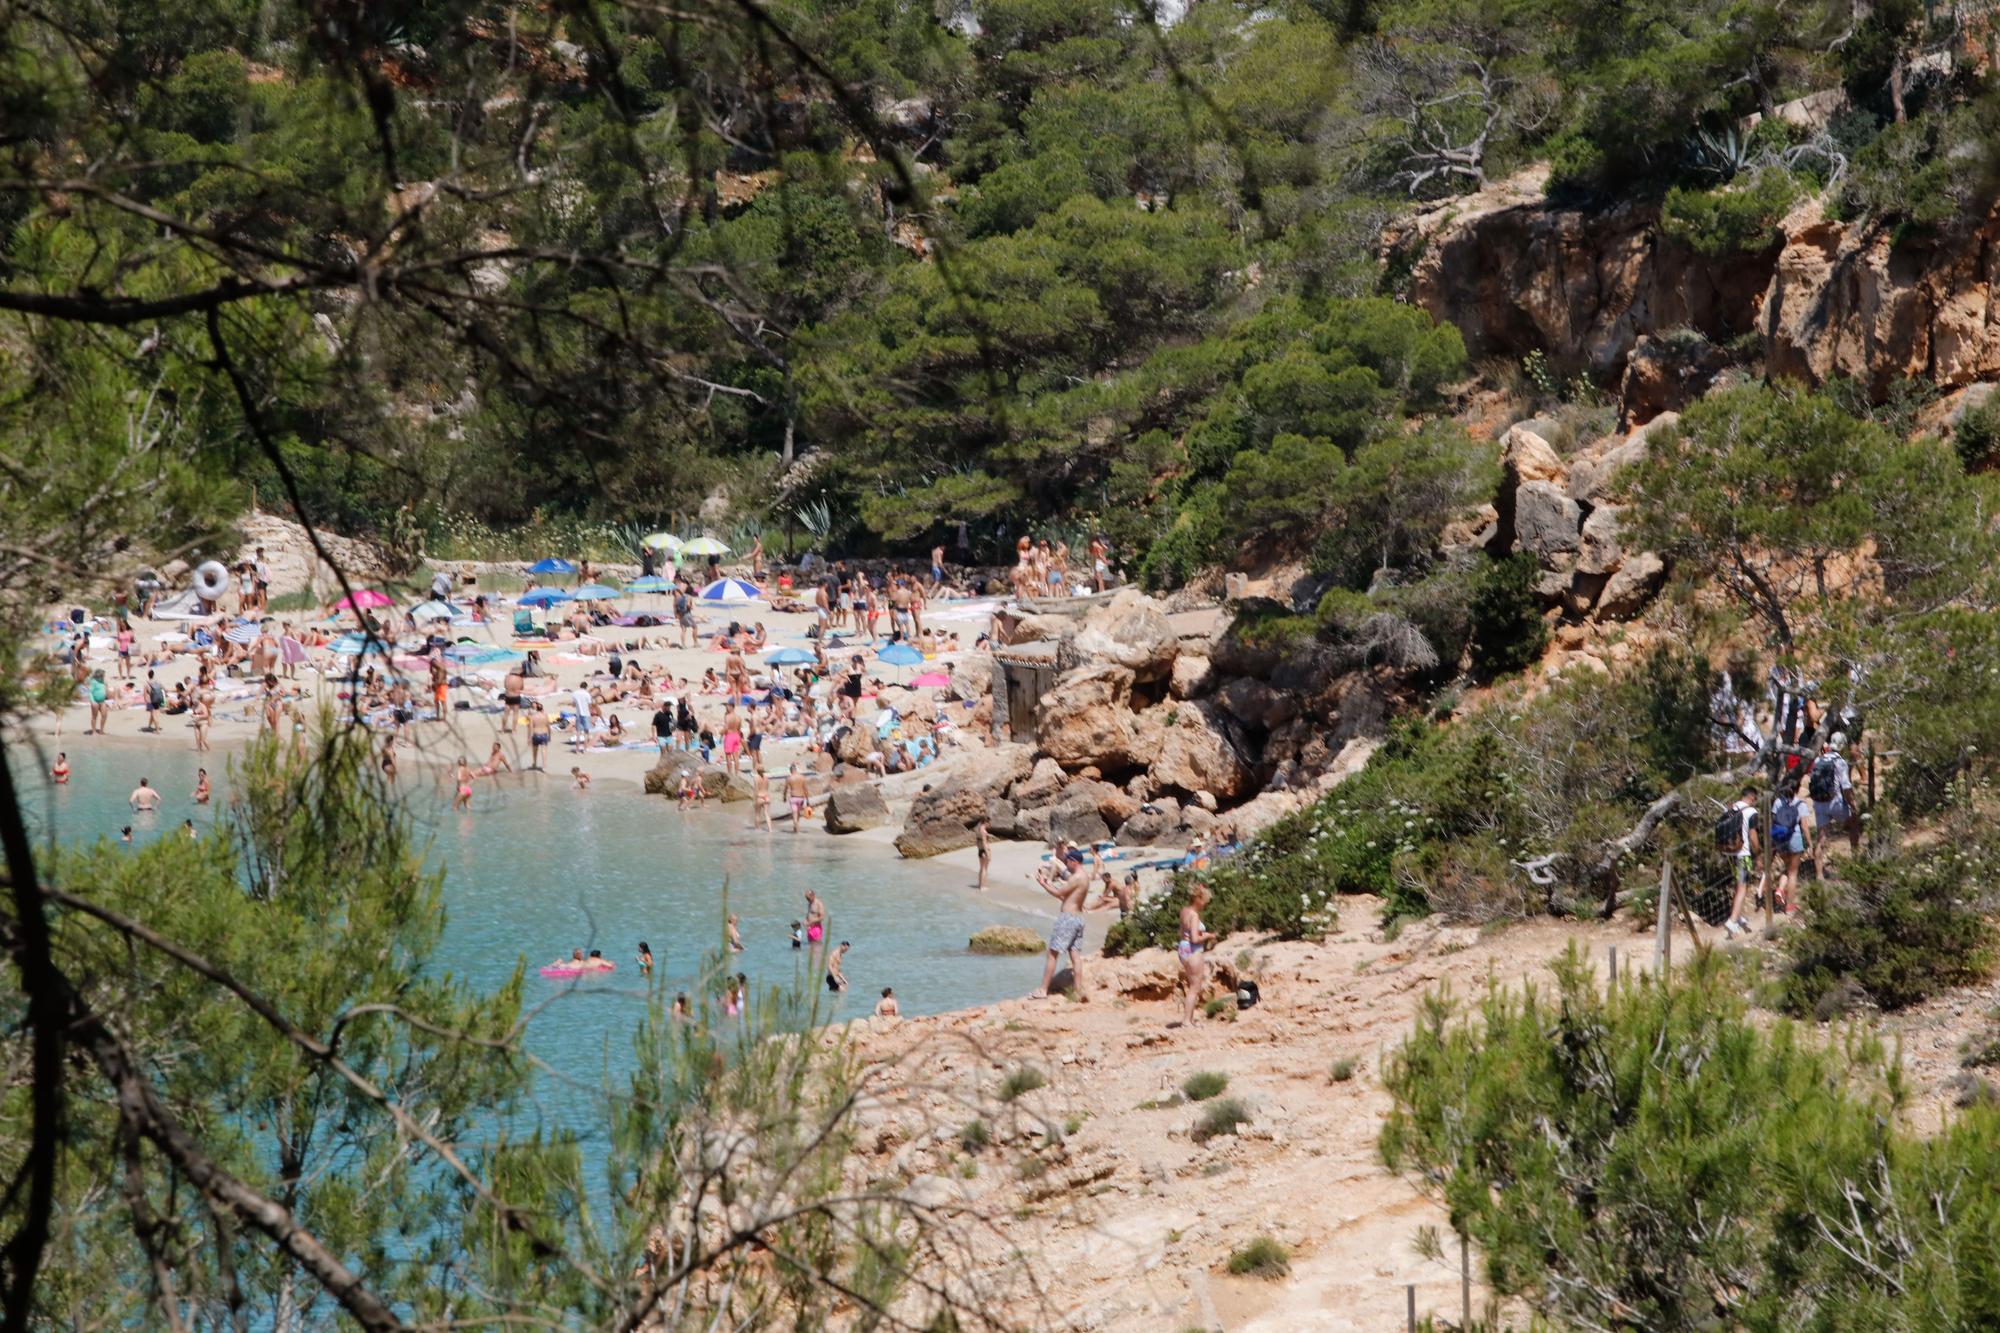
526 558 576 575
877 640 924 683
681 536 729 557
626 575 672 593
410 599 460 621
911 670 950 688
572 583 619 600
641 533 682 551
333 588 392 610
697 577 761 605
518 587 574 607
329 633 389 656
764 646 816 665
222 623 259 646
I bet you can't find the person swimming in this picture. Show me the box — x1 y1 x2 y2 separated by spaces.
637 941 654 974
51 753 68 785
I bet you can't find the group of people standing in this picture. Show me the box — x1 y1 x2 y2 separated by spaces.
1719 730 1865 937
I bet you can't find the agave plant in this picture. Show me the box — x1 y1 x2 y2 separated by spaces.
1689 127 1752 181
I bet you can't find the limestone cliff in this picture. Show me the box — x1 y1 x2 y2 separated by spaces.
1393 170 2000 409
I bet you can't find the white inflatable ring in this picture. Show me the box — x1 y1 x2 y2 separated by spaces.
193 561 230 602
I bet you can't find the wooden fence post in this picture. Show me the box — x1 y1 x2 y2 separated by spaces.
1655 858 1672 973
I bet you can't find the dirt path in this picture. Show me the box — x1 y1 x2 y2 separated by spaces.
846 903 1651 1331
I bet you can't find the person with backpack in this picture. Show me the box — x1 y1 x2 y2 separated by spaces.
1719 784 1763 938
1768 775 1812 913
142 670 165 734
1808 731 1861 873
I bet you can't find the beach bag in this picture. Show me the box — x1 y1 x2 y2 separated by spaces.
1236 979 1260 1010
1808 754 1839 802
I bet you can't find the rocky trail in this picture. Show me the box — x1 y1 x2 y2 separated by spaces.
842 907 1642 1331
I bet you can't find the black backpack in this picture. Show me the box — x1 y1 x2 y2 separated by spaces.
146 681 164 708
1808 753 1840 803
1715 806 1747 850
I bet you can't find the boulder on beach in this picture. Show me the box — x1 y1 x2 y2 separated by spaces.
892 746 1033 857
1073 588 1178 679
824 783 889 834
645 750 703 797
967 925 1044 955
896 785 989 858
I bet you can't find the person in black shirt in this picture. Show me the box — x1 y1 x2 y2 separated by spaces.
653 702 674 748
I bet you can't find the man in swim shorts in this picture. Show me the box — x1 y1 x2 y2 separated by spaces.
803 888 827 948
785 764 810 834
826 940 849 992
1031 849 1094 1002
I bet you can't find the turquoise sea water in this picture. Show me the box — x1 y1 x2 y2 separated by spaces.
14 740 1042 1135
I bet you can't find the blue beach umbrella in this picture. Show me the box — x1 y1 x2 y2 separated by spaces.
763 646 816 666
698 577 762 605
571 583 619 600
518 587 574 607
410 599 460 621
526 558 576 575
625 575 672 593
329 633 388 656
877 642 924 666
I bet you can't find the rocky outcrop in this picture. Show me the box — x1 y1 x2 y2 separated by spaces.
896 785 990 858
1146 700 1254 801
1072 588 1179 679
1392 166 1776 389
1485 415 1668 622
1618 333 1727 424
1170 653 1216 699
966 925 1044 955
648 748 704 788
231 509 392 598
892 744 1034 857
1513 481 1581 558
1397 172 2000 411
1035 664 1156 771
824 784 889 834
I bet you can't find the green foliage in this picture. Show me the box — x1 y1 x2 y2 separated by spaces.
1954 396 2000 470
1781 835 1998 1015
1661 169 1800 257
1379 945 2000 1330
1838 94 2000 228
999 1066 1048 1101
1191 1098 1251 1143
1225 1236 1291 1278
1181 1071 1229 1102
1329 1058 1357 1082
1465 552 1548 679
959 1120 992 1152
37 724 529 1326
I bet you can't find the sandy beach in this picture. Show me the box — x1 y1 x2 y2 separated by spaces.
24 580 1182 937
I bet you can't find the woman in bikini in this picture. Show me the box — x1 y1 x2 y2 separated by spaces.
637 941 654 975
192 692 212 753
453 758 475 812
192 767 210 805
51 753 69 785
1174 884 1216 1030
